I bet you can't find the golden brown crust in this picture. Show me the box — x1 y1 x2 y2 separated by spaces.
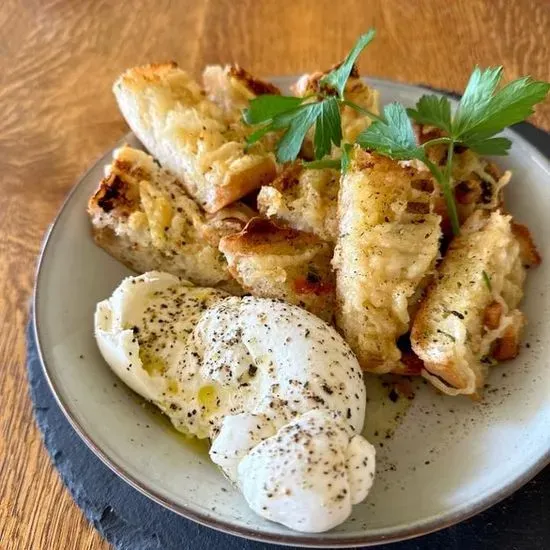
212 158 278 213
511 221 542 267
88 146 250 288
493 317 524 361
483 301 503 330
114 63 277 213
227 65 280 96
89 173 140 216
221 217 322 254
118 62 179 88
219 218 335 321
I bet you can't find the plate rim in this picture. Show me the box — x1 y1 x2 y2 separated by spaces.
33 77 550 548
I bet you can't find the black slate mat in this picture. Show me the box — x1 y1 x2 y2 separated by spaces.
27 117 550 550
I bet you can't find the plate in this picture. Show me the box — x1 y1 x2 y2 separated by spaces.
34 78 550 547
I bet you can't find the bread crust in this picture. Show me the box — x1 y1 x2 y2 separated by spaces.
88 145 253 290
219 218 335 321
411 210 526 396
113 63 277 213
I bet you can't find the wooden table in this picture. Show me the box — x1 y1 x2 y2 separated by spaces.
1 0 549 548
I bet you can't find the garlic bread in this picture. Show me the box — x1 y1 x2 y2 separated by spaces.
411 210 527 397
88 145 253 290
113 63 277 213
333 147 441 373
219 218 335 321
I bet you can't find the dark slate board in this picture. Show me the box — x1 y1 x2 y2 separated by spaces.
27 116 550 550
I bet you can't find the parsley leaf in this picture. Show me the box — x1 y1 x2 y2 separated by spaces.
243 30 378 164
409 67 550 148
407 95 452 134
456 73 550 142
404 67 549 235
243 95 305 125
245 102 314 149
277 103 324 163
357 102 425 161
319 30 376 98
452 66 503 137
314 98 342 159
465 136 511 156
245 123 275 147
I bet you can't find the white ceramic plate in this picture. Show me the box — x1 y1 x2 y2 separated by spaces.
34 78 550 547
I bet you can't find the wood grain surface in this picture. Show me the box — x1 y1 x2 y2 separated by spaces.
1 1 549 548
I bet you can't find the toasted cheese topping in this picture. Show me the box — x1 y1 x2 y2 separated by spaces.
113 63 277 212
88 146 253 287
411 210 526 396
258 163 340 243
334 148 441 373
203 64 280 122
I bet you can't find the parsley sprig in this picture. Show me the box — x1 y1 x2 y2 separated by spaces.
242 31 549 237
243 30 379 163
358 68 549 234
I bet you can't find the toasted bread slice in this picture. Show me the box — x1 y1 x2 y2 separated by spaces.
257 162 339 243
333 147 441 373
88 145 253 290
113 63 277 213
203 64 280 120
411 210 527 397
219 218 335 321
292 65 380 148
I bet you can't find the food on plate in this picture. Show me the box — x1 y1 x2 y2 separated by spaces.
292 65 380 147
113 62 277 212
333 147 441 373
94 271 228 406
95 32 546 400
85 27 550 535
411 210 526 397
95 271 375 532
257 163 340 242
203 64 280 121
88 145 253 289
219 218 335 321
414 124 512 237
236 409 375 532
511 221 542 267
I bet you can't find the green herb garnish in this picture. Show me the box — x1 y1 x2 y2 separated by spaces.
318 30 376 98
243 31 379 163
358 67 549 234
356 102 460 233
243 32 550 237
